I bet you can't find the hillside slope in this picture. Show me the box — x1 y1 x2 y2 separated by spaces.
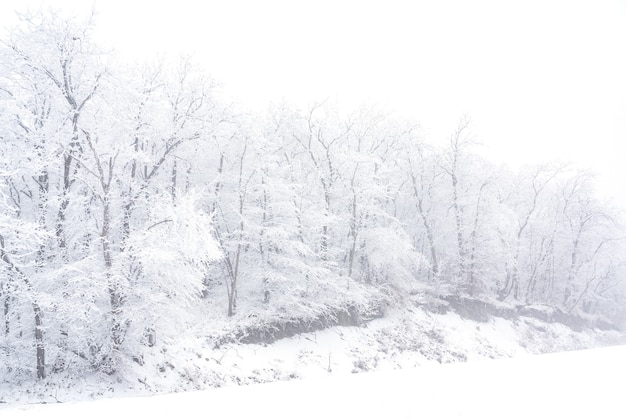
1 302 623 407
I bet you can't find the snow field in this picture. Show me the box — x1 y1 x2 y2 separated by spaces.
3 344 625 417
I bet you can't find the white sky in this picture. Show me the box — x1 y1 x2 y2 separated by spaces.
1 0 626 204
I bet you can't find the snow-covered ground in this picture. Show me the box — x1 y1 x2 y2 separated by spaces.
3 344 625 417
1 306 624 411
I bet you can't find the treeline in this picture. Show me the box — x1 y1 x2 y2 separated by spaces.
1 12 624 380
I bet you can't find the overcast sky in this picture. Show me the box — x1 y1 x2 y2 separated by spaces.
1 0 626 204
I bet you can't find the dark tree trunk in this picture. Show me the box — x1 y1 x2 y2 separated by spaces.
34 303 45 379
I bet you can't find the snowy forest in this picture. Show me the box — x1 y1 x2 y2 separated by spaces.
1 11 625 385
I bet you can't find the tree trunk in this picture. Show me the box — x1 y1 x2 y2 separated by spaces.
55 154 72 254
171 158 177 204
409 172 439 278
467 181 487 295
33 302 45 379
2 286 9 337
102 196 124 352
451 170 467 281
348 186 359 277
0 236 46 379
